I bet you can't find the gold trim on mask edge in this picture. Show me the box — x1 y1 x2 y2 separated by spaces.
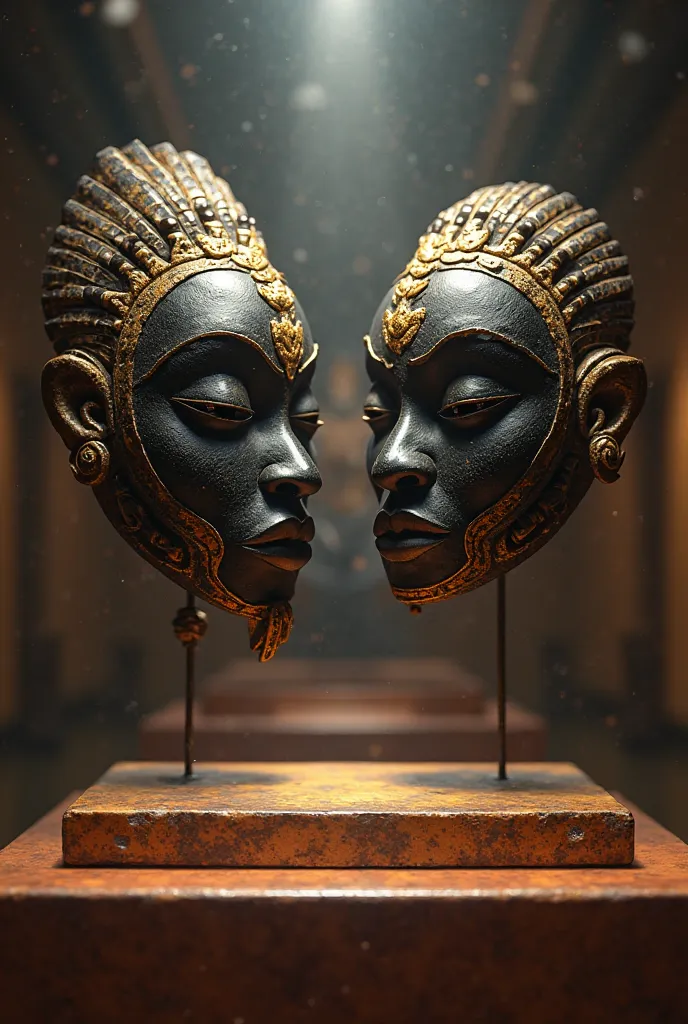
407 324 558 377
388 257 574 605
115 256 294 658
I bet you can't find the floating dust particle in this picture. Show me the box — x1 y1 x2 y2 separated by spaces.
352 255 372 276
510 79 538 105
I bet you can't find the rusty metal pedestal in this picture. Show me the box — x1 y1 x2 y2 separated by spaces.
0 797 686 1023
61 760 633 868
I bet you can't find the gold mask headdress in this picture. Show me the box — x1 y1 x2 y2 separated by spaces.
382 181 634 360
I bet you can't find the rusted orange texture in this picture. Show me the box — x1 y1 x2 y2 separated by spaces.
1 800 684 1024
62 761 634 868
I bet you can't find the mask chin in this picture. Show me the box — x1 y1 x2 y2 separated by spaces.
218 546 300 606
380 527 468 595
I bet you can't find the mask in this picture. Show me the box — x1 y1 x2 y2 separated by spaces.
364 182 646 606
42 140 321 660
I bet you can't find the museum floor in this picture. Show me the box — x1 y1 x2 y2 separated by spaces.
1 712 688 852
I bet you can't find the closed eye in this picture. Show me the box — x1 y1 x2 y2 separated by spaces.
439 393 519 427
363 406 394 426
291 410 323 439
171 396 253 431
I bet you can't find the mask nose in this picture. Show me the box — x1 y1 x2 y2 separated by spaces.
372 461 436 492
259 432 322 499
370 414 437 493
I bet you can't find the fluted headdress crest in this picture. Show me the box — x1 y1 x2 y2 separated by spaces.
42 139 304 379
382 181 634 360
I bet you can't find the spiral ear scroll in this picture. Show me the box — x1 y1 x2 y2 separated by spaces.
69 439 110 486
42 351 114 487
576 347 647 484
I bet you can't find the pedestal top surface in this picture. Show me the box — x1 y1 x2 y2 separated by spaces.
3 789 687 895
58 761 634 868
67 760 617 813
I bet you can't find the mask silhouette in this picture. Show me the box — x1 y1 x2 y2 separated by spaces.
364 182 646 607
42 140 321 659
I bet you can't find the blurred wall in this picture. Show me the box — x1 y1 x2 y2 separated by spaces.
0 0 686 732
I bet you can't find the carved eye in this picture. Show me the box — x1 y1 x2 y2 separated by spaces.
291 410 323 439
363 406 395 437
171 396 253 432
363 402 394 424
362 406 387 421
439 393 519 428
363 383 397 436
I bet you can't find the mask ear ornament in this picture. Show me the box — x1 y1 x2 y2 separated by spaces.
576 347 647 484
70 439 110 486
42 349 114 486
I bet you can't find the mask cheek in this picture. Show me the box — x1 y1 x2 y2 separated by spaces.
133 386 246 544
437 383 559 522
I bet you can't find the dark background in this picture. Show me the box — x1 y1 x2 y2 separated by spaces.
1 0 688 844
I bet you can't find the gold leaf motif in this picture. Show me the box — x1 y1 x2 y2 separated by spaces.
363 333 393 370
394 276 429 302
251 264 279 284
531 264 554 289
102 291 132 317
382 299 426 356
123 267 151 297
169 231 202 264
259 279 295 314
440 249 478 265
492 235 521 259
406 258 435 279
456 220 490 251
248 602 294 662
135 251 169 279
232 241 269 273
197 235 235 259
416 240 442 263
270 317 303 380
150 531 184 564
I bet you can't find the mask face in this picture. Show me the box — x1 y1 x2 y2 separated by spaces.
41 140 321 659
364 182 646 607
132 269 320 606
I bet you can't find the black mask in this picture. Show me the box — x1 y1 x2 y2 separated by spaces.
42 140 321 659
364 182 646 606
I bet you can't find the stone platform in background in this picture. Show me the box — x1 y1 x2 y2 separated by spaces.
200 657 485 716
141 656 549 762
140 697 546 762
1 798 685 1022
61 761 632 868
